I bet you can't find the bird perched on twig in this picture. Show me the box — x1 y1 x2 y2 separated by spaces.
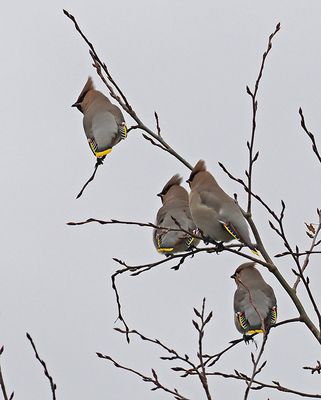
231 262 277 340
187 160 258 253
153 174 199 255
72 77 127 161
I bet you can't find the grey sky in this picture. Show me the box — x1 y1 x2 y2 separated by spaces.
1 1 321 399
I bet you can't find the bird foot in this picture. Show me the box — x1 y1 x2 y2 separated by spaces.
96 157 104 166
215 241 225 252
243 334 258 348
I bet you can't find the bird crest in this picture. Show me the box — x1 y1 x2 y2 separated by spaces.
74 76 95 105
188 160 206 183
159 174 182 197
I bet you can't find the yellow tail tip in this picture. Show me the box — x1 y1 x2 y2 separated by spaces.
96 148 112 158
251 248 260 256
157 247 174 253
247 329 263 335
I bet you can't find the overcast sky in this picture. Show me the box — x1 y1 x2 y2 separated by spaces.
1 1 321 399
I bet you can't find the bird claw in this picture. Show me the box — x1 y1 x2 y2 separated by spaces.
96 157 105 166
243 334 258 348
243 334 254 344
215 241 225 252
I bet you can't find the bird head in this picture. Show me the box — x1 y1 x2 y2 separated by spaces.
186 160 206 187
157 174 183 203
72 76 95 113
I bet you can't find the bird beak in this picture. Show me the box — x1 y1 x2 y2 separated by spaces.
157 193 162 198
186 179 190 184
71 102 81 108
230 274 236 279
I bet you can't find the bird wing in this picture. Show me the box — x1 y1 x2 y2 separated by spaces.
154 206 194 252
234 288 250 332
199 191 223 213
109 104 127 139
235 285 277 333
261 284 277 326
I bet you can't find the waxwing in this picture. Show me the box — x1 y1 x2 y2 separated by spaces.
232 262 277 337
72 77 127 160
187 160 257 252
154 174 199 255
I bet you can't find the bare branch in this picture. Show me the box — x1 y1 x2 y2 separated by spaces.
26 333 57 400
63 9 192 171
63 10 131 111
299 108 321 164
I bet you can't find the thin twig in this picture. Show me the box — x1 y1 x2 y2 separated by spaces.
114 327 198 376
26 333 57 400
246 23 281 214
293 209 321 291
243 334 268 400
154 111 161 136
292 267 321 333
111 272 131 343
299 108 321 164
303 361 321 375
0 347 13 400
76 159 101 199
67 217 201 240
275 251 321 258
193 299 213 400
96 352 189 400
63 10 131 111
273 317 302 328
209 370 321 398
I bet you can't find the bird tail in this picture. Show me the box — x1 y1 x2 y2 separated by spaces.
221 221 260 255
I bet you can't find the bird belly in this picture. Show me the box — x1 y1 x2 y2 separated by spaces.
91 112 120 151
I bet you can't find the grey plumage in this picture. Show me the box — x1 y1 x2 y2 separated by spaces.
72 77 127 159
153 174 199 255
232 262 277 335
187 160 257 251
